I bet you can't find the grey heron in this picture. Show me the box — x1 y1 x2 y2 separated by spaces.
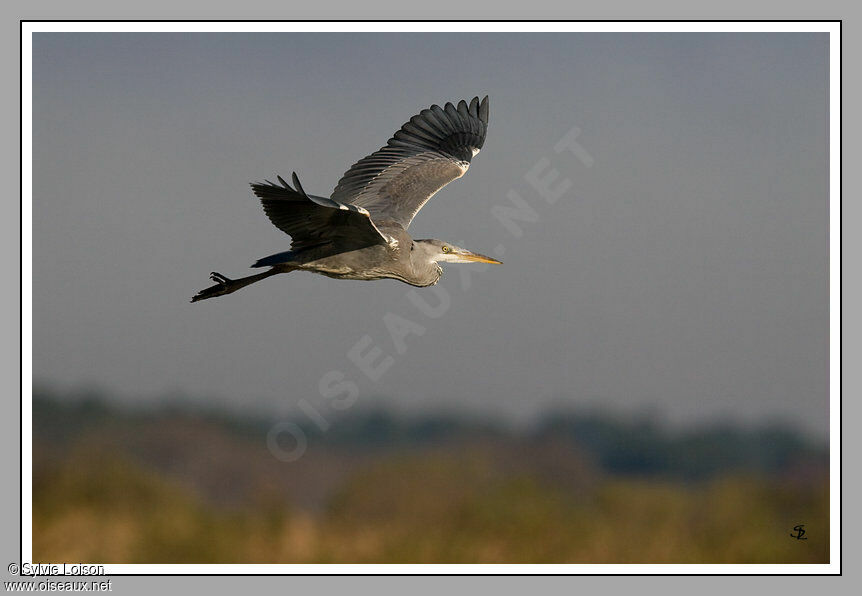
191 96 500 303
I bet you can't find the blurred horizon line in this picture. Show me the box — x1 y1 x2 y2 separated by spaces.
31 380 829 448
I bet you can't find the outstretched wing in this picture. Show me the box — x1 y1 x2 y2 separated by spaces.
331 96 489 229
251 172 389 251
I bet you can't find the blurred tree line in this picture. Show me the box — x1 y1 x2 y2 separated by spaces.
31 388 829 564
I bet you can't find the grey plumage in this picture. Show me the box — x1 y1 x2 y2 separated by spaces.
331 96 488 228
191 96 500 303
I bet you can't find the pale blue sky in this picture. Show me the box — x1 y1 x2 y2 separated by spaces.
32 32 829 437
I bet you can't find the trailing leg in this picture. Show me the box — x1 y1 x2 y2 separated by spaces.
190 266 293 302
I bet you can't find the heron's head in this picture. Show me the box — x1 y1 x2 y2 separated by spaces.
413 239 503 266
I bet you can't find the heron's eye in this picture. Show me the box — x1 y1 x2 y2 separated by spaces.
442 245 450 253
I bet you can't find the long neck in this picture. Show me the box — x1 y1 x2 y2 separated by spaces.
405 250 443 287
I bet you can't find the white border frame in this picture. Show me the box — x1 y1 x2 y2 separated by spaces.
21 20 841 575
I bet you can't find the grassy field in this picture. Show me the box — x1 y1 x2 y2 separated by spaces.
32 393 829 564
33 445 828 564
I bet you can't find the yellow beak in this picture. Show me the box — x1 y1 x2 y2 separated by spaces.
458 250 503 265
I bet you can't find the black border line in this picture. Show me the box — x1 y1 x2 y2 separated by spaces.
19 18 842 578
18 16 23 581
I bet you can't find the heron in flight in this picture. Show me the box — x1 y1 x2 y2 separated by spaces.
192 96 500 303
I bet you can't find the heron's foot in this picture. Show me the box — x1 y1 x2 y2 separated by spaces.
191 272 236 303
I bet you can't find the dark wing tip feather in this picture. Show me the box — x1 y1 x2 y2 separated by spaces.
291 172 307 196
381 95 489 163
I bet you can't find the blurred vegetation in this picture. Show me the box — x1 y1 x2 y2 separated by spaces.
32 389 829 564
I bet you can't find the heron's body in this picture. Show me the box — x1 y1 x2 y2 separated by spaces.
192 96 498 302
251 228 443 286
